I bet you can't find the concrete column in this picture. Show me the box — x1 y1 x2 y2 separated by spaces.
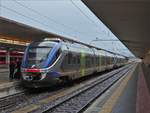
6 49 10 66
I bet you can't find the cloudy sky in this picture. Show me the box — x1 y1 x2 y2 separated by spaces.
0 0 134 57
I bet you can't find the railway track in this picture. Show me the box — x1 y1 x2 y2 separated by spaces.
0 85 69 112
30 64 133 113
0 91 25 111
0 64 133 113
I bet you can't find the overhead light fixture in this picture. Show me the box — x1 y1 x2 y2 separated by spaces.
0 35 30 45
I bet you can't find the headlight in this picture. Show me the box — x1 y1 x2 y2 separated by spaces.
41 73 47 80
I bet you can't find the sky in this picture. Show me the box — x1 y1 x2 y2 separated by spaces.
0 0 134 57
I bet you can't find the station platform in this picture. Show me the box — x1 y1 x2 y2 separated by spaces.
0 69 20 98
84 63 150 113
0 67 18 90
0 67 10 84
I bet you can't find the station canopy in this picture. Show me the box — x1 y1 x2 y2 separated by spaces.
0 17 124 57
0 17 65 42
1 17 96 46
0 17 80 50
82 0 150 58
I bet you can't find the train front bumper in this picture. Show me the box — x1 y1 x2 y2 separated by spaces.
21 71 61 88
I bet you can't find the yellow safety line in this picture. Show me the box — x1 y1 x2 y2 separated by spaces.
99 64 137 113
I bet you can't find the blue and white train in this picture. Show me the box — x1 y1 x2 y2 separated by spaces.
21 38 128 87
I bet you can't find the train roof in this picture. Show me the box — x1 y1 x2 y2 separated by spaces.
41 37 127 58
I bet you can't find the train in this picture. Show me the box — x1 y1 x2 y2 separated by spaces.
21 38 128 87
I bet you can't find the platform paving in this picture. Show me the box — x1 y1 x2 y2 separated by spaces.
0 69 17 91
142 63 150 93
0 70 20 98
110 64 138 113
136 65 150 113
0 70 10 83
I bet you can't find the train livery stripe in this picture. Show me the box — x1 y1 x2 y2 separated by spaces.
80 51 85 76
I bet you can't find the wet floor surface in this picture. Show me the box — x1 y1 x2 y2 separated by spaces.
0 70 9 83
0 70 23 98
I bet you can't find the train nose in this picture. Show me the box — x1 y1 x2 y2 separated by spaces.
22 72 43 81
24 76 33 81
22 69 48 81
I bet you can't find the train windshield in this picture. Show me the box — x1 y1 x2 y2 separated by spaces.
27 41 57 68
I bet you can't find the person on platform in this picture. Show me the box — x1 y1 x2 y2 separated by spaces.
9 60 16 80
14 58 21 79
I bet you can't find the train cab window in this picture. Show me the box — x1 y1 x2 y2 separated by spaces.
26 41 60 68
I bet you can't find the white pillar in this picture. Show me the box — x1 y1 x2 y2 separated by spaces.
6 49 10 66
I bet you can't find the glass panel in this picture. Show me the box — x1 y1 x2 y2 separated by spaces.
26 41 57 68
27 47 52 68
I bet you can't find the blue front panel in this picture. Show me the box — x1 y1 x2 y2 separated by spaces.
47 71 60 78
43 43 61 68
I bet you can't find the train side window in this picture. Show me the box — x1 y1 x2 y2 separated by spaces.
102 56 105 65
96 56 99 66
68 52 72 64
107 57 109 64
85 56 89 67
73 56 76 64
92 56 94 65
107 57 110 64
77 56 80 64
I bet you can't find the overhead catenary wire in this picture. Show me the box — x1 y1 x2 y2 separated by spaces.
13 0 90 38
1 5 73 37
70 0 107 35
13 0 111 40
2 0 130 56
70 0 127 46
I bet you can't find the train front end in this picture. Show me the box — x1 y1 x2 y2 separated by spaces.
21 39 61 87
